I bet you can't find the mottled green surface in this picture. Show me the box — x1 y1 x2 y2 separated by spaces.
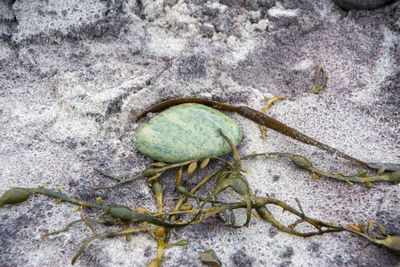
135 104 242 163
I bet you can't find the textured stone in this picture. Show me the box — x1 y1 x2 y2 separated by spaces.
135 104 242 163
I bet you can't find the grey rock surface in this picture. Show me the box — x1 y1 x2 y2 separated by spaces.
0 0 399 266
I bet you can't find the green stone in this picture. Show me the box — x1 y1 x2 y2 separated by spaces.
134 103 242 163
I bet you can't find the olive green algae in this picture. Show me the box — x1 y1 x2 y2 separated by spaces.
134 104 242 163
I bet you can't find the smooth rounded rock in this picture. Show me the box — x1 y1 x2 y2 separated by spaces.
333 0 397 10
134 103 242 163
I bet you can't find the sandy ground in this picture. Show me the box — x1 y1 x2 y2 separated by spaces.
0 0 399 266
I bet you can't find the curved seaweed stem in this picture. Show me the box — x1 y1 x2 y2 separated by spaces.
242 152 400 185
41 219 84 237
93 160 197 190
72 227 152 265
259 95 285 140
1 187 198 228
134 97 391 170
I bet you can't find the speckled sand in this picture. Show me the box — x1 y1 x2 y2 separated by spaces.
0 0 399 266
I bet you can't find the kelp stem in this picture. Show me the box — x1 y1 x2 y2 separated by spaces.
135 98 371 169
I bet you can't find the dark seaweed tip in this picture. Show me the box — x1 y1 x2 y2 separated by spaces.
388 171 400 184
0 188 32 207
291 155 313 170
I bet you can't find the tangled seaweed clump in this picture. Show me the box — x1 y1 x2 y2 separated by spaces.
1 98 400 266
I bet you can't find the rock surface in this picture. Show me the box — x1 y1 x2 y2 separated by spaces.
0 0 399 266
